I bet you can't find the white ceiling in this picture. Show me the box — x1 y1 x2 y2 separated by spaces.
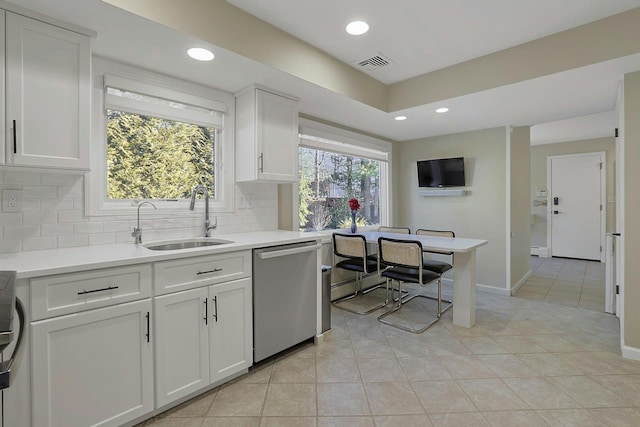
7 0 640 143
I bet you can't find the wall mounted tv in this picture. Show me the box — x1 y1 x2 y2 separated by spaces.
417 157 466 188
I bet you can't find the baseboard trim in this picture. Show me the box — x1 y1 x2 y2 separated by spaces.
511 270 532 295
530 247 550 257
441 278 511 296
622 344 640 361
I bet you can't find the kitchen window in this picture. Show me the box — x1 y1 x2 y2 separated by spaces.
298 119 391 232
87 58 235 215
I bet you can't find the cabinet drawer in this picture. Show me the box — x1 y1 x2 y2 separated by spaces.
31 264 152 320
154 251 251 295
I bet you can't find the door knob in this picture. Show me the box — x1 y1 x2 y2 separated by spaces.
553 210 562 214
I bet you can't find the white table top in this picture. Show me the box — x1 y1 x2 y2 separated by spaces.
358 231 488 253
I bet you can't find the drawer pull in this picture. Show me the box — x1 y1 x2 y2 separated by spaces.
197 268 223 275
212 296 218 322
203 298 208 325
145 312 150 343
77 286 119 296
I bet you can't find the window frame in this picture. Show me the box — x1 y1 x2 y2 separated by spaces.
295 118 392 232
86 57 235 216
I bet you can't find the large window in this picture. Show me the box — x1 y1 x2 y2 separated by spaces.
87 59 234 215
298 119 391 232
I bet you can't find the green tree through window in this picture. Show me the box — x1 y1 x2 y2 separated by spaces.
106 110 215 200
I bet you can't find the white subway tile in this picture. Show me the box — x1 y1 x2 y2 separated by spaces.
23 211 57 225
41 198 75 211
41 223 74 236
40 174 76 186
74 222 103 234
22 237 57 251
22 199 41 211
103 221 130 233
4 224 39 240
4 172 40 185
0 239 21 253
89 233 116 245
57 210 85 223
0 213 22 226
74 199 85 211
57 235 89 248
23 185 58 199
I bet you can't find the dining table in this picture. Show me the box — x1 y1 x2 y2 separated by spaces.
359 231 488 328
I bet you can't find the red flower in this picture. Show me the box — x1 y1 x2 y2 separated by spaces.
348 198 360 211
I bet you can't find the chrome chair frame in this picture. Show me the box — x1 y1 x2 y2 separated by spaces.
331 233 389 315
376 237 444 333
415 229 455 316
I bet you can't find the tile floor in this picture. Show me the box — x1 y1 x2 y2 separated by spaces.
514 256 606 312
138 275 640 427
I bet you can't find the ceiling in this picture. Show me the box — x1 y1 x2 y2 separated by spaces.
7 0 640 143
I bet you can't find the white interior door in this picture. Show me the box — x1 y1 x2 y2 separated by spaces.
548 152 605 261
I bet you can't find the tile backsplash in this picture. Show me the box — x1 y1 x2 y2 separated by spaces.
0 171 278 254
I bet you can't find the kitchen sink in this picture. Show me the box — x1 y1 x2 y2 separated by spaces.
144 239 233 251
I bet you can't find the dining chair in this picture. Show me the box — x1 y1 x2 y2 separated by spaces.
415 229 455 315
376 237 443 333
331 233 390 315
378 226 411 234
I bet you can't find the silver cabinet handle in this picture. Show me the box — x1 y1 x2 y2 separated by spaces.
77 285 119 295
259 153 264 173
203 298 208 325
212 296 218 322
197 268 223 275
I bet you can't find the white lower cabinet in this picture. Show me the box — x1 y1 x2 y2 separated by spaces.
155 277 252 408
31 299 154 427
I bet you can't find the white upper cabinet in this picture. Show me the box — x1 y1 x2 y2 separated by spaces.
3 11 91 170
235 87 299 183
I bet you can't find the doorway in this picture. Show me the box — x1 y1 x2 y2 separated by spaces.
547 152 606 262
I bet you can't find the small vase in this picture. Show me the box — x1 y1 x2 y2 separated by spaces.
350 210 357 234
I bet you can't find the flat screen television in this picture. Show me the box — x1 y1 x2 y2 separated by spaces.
417 157 465 188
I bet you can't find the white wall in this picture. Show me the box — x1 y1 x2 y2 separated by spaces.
394 127 508 289
510 126 532 289
0 171 277 253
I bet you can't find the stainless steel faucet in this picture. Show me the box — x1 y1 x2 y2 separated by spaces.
189 185 217 237
131 201 157 244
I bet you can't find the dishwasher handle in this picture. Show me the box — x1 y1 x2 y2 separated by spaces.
257 244 321 260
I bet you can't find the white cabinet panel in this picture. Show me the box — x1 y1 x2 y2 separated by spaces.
31 299 154 427
236 87 298 183
210 278 252 383
154 288 209 408
5 12 90 170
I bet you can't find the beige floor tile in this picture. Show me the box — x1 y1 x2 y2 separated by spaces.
457 379 528 411
316 357 361 383
262 383 317 417
144 418 205 426
515 291 546 301
234 363 273 384
516 353 580 376
546 375 632 407
317 417 374 427
202 418 260 427
589 407 640 427
357 358 407 382
208 384 268 417
555 352 636 375
438 355 496 379
458 336 509 354
477 354 539 378
528 334 586 352
352 339 395 359
502 377 580 409
590 375 640 406
317 383 370 416
270 357 316 383
482 410 548 427
411 380 478 413
536 409 607 426
316 340 356 359
386 336 430 358
398 357 452 381
428 412 490 427
259 417 317 427
491 336 547 353
373 414 434 427
160 389 217 418
363 382 425 416
424 337 472 356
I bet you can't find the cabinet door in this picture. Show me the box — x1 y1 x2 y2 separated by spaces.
255 89 298 182
154 288 210 408
209 278 252 383
31 300 154 427
5 12 90 170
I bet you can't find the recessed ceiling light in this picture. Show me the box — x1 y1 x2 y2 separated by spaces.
395 116 407 121
187 47 214 61
436 107 449 113
346 21 369 35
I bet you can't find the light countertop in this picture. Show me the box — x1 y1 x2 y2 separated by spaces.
0 230 329 279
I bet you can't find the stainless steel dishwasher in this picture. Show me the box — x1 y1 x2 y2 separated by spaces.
253 241 320 362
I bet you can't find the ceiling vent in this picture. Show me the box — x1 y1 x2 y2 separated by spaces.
355 53 393 72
